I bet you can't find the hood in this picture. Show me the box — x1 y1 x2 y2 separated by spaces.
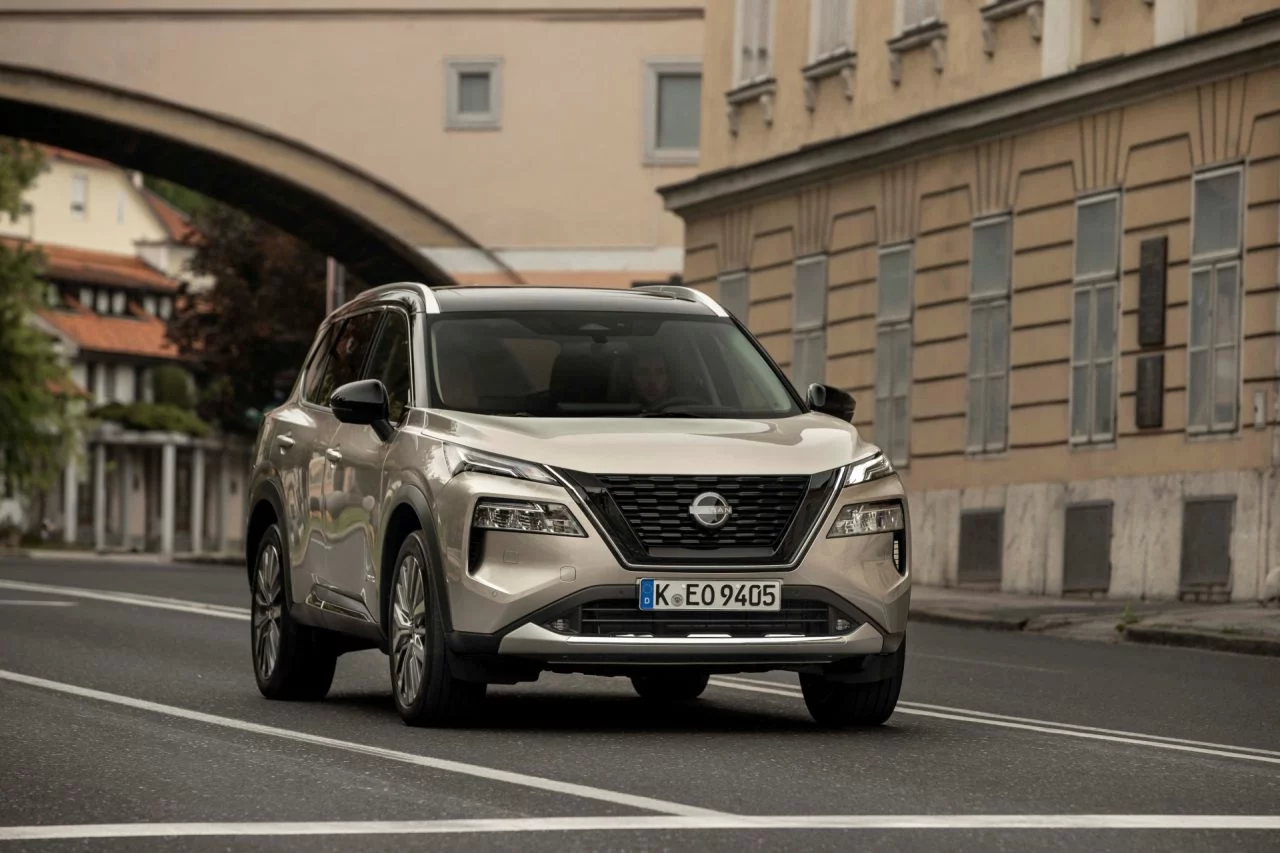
421 411 876 476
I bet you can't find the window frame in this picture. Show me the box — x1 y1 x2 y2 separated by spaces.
643 59 702 166
876 243 914 466
792 253 829 393
966 215 1012 455
717 270 750 324
1187 165 1245 436
809 0 856 63
733 0 776 87
444 57 503 131
1069 192 1121 446
898 0 940 34
70 173 88 220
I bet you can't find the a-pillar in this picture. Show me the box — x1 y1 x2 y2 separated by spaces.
190 447 205 556
62 458 78 545
92 443 107 551
217 450 232 554
160 442 176 559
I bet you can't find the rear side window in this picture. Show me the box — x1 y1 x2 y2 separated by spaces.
306 311 383 406
301 326 335 404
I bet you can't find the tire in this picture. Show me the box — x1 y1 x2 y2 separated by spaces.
389 531 486 727
630 672 710 701
800 641 906 728
251 523 337 701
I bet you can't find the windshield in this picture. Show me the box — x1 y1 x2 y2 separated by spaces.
429 311 801 418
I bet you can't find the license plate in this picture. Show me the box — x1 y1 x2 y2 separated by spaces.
638 579 782 611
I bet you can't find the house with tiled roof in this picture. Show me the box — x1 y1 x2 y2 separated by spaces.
0 146 246 558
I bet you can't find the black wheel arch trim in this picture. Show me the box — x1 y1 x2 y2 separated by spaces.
379 481 454 642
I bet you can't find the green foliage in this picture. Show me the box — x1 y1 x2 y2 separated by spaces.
1115 602 1141 633
169 201 363 433
142 176 212 219
0 139 79 495
91 402 208 437
151 364 195 410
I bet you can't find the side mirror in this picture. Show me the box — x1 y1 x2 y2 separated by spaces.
807 383 855 423
331 379 394 441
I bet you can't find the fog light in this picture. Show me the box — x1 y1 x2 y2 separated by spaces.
834 617 853 633
473 500 585 537
827 501 904 538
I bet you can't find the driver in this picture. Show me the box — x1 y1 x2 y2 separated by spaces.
630 347 671 408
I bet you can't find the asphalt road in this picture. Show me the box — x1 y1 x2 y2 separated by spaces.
1 556 1277 852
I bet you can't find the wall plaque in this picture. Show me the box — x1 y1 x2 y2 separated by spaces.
1138 237 1167 347
1136 354 1164 429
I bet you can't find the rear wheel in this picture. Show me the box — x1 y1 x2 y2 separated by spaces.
251 524 337 701
800 642 906 727
390 531 486 727
630 672 710 701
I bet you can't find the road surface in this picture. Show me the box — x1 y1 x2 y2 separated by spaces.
1 556 1277 851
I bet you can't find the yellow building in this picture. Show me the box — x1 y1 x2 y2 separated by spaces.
661 0 1280 602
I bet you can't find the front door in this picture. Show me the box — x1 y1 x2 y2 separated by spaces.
326 308 414 613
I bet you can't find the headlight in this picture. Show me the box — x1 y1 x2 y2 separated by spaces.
844 450 894 487
444 443 554 484
473 500 585 537
827 501 904 538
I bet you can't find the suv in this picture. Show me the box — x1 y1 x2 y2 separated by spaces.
246 283 910 727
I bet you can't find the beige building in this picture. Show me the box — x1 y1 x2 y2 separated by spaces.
0 147 246 557
662 0 1280 602
0 1 706 288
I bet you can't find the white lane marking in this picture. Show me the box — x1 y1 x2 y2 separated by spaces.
913 653 1062 674
0 580 248 621
0 599 77 607
4 815 1280 840
708 677 1280 766
0 669 721 818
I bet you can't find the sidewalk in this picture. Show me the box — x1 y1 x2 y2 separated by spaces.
0 547 242 567
910 585 1280 657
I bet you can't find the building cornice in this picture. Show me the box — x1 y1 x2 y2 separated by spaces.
661 11 1280 218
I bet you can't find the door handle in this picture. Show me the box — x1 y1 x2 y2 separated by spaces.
275 435 294 450
325 448 343 463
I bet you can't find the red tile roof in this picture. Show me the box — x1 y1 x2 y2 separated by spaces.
18 241 181 292
38 299 180 361
37 145 114 169
140 189 201 244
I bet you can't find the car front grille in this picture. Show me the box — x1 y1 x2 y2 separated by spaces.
594 474 810 550
556 598 850 638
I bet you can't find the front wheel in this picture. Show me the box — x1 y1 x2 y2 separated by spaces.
389 531 486 727
251 523 337 701
630 672 710 701
800 642 906 727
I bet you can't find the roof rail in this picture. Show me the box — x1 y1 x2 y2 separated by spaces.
343 281 441 314
633 284 727 318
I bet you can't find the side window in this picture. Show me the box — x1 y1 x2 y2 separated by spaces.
367 311 413 422
325 311 383 403
302 325 337 404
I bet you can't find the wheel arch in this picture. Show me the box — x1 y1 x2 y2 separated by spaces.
377 483 451 641
246 481 286 588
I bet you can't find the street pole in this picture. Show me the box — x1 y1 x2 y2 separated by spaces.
325 258 347 314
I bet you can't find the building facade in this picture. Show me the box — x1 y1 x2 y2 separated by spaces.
662 0 1280 601
0 147 246 557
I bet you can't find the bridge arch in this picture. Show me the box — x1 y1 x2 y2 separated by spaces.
0 62 516 286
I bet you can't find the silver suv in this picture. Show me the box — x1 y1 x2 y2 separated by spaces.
246 283 910 727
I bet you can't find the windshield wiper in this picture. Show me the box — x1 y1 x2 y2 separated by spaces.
638 409 708 418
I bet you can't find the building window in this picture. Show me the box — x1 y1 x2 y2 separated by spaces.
735 0 774 85
95 289 111 315
876 245 913 465
111 291 127 315
46 284 61 307
71 174 88 219
900 0 939 31
79 287 93 309
445 58 502 130
1188 167 1243 434
143 294 157 316
792 254 828 392
158 296 173 320
811 0 855 61
644 61 701 165
1070 194 1120 444
718 270 750 323
967 217 1011 453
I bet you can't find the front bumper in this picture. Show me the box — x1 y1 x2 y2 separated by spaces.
434 470 911 663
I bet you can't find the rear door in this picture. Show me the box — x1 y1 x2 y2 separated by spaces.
328 307 415 610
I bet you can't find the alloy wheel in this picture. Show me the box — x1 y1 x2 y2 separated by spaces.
391 554 428 707
252 543 283 680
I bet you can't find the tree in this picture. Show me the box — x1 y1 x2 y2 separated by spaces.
168 201 353 432
0 139 78 497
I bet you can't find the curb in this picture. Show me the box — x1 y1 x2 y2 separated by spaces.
1123 625 1280 657
908 608 1029 631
